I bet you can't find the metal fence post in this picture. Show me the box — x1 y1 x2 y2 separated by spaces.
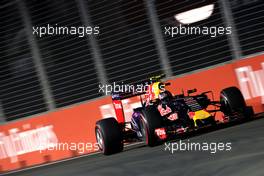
76 0 108 87
219 0 242 60
17 0 56 110
144 0 172 78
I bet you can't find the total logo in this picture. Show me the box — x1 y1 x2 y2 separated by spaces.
235 62 264 103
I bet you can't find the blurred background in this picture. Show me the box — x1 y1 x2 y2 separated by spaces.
0 0 263 121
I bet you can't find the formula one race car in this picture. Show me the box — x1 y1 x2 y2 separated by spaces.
95 75 254 155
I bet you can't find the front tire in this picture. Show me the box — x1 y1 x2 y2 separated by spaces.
95 118 123 155
220 87 253 118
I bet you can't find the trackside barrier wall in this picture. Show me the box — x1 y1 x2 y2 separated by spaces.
0 54 263 173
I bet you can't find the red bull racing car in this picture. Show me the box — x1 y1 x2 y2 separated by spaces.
95 75 254 155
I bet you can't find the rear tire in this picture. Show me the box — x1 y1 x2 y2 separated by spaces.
140 106 163 146
95 118 123 155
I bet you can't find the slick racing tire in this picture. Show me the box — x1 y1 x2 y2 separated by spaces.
206 116 217 127
140 106 163 147
220 87 253 118
95 117 123 155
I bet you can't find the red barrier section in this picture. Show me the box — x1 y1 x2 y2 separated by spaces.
0 97 112 172
0 54 263 172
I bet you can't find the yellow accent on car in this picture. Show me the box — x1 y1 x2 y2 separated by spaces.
193 110 211 127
